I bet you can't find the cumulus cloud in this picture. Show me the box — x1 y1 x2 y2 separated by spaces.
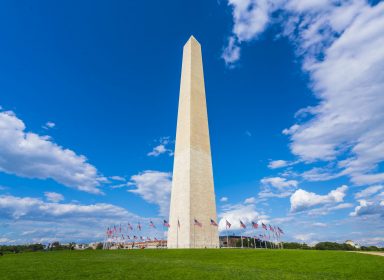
147 137 173 157
290 185 348 213
0 110 106 194
128 170 172 216
258 176 299 199
223 1 384 186
350 199 384 217
44 192 64 203
218 202 267 232
0 194 164 244
0 195 134 221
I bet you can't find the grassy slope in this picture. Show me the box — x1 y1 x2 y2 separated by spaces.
0 249 383 280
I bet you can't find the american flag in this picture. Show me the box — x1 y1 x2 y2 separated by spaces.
150 221 156 228
140 236 144 240
163 220 170 228
269 225 274 231
278 227 284 234
127 235 130 239
147 237 151 241
154 237 158 241
128 223 133 230
240 220 246 229
210 219 218 226
226 220 231 228
252 221 258 229
194 219 202 227
137 223 142 231
262 223 267 230
133 235 137 239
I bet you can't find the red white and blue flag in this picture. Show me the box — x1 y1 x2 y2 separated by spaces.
128 223 133 230
269 225 274 231
163 220 170 228
262 223 267 230
226 220 231 228
278 227 284 234
210 219 218 226
150 220 156 228
240 220 246 229
252 221 258 229
194 219 202 227
137 223 142 231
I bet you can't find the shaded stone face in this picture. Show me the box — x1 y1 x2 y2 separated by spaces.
167 36 219 248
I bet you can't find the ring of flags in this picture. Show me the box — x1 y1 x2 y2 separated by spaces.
104 219 284 247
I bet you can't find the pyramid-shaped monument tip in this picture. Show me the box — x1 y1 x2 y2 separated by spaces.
187 35 200 45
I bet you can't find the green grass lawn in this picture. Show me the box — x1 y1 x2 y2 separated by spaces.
0 249 383 280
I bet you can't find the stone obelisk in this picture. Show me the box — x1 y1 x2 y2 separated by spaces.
168 36 219 248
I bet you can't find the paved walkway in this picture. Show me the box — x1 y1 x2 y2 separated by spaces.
353 251 384 257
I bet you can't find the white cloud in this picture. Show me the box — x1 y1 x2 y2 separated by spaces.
258 176 298 199
244 197 256 204
0 110 106 194
43 121 55 129
44 192 64 203
109 176 126 182
261 177 298 190
0 195 134 221
147 137 173 157
268 160 289 169
128 170 172 216
294 232 315 242
0 238 15 244
350 199 384 217
222 36 241 65
0 194 166 244
307 202 354 216
301 167 341 182
290 185 348 213
218 202 267 232
220 197 228 202
223 1 384 186
355 185 383 199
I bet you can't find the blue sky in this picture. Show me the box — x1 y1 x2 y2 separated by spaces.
1 0 383 246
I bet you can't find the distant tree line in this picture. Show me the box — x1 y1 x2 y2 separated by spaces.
0 242 103 254
282 242 384 251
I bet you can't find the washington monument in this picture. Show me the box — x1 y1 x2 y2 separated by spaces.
168 36 219 248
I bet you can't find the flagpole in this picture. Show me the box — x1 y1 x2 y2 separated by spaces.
210 224 212 248
177 217 179 249
194 218 196 248
226 223 229 248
